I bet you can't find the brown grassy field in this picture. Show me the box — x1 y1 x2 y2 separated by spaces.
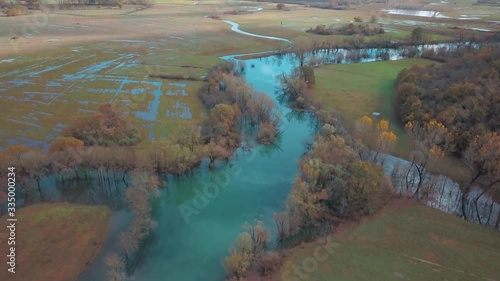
0 3 288 149
0 0 498 150
0 203 111 281
0 0 495 187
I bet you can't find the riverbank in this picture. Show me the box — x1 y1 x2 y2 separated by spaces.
310 59 472 184
0 203 111 281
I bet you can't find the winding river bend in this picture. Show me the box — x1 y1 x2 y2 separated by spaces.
127 40 315 281
77 15 500 281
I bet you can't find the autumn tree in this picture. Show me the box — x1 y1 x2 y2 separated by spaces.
48 137 85 176
6 144 31 160
287 176 326 226
394 47 499 155
64 103 141 146
148 139 205 175
224 233 253 280
410 27 426 44
404 120 448 199
173 126 203 152
205 141 232 168
49 136 84 154
200 63 282 150
211 103 236 137
257 121 279 145
18 150 49 199
346 161 388 215
374 119 398 162
243 220 270 257
355 116 398 162
279 67 310 109
354 115 374 158
273 212 289 242
291 36 313 67
105 253 125 281
117 170 161 263
462 132 500 221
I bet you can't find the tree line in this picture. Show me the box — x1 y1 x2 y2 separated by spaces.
0 61 285 281
394 46 500 222
198 61 281 147
395 46 500 155
222 65 400 280
221 56 500 279
0 61 283 203
222 116 397 280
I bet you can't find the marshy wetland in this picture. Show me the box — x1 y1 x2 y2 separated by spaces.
0 1 500 281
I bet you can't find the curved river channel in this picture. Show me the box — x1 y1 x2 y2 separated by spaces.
78 16 500 281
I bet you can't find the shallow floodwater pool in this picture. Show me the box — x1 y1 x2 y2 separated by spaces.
383 9 450 18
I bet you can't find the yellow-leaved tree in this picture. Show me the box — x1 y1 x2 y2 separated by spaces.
355 116 398 162
404 120 448 199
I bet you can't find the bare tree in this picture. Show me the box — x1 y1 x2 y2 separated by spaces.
462 133 500 221
404 121 448 199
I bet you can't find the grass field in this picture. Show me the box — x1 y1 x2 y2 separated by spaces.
0 0 498 150
311 59 472 183
274 199 500 281
0 203 111 281
312 58 434 127
0 2 289 149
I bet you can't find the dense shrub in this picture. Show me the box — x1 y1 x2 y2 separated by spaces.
3 5 28 16
64 103 142 146
307 23 384 36
287 131 391 224
346 161 389 215
199 62 280 147
301 65 315 87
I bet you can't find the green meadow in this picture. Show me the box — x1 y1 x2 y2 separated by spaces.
275 200 500 281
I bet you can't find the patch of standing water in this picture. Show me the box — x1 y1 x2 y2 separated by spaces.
467 27 492 32
383 9 451 18
0 58 16 64
222 20 292 43
380 153 499 227
165 101 192 119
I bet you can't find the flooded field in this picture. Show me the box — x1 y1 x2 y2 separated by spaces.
0 42 207 149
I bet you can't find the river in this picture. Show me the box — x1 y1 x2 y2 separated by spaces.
124 43 316 281
98 20 497 281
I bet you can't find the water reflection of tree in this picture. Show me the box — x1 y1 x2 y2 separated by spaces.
258 133 283 158
54 172 128 210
